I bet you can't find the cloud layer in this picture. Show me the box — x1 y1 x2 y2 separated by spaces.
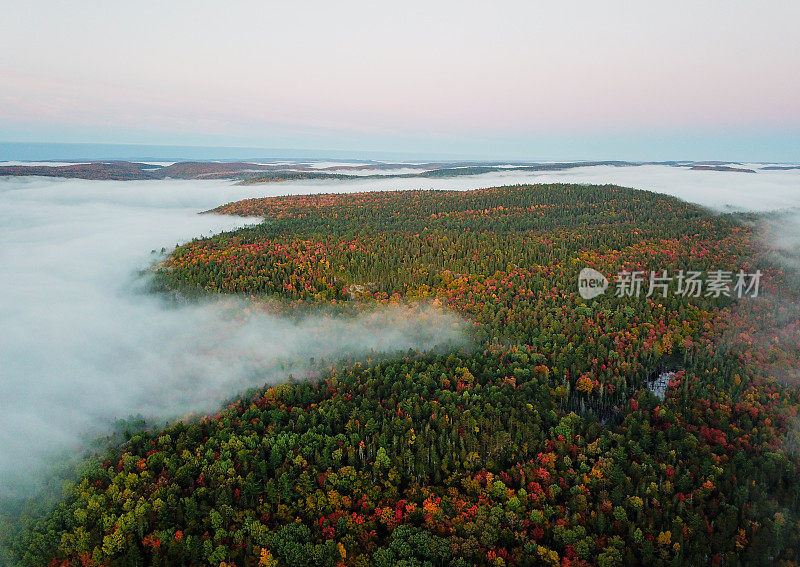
0 176 466 499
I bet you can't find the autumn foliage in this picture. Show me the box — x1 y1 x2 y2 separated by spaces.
13 184 800 566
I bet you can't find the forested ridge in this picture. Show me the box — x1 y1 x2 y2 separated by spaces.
11 184 800 566
0 160 662 183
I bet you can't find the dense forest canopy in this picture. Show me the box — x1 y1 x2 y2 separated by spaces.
11 184 800 566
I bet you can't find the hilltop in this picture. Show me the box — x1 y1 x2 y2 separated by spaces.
10 184 800 566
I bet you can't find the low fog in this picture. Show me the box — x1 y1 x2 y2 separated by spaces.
507 164 800 213
0 177 467 500
1 164 798 501
211 162 800 213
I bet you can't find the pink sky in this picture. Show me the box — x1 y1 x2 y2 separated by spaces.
1 1 798 159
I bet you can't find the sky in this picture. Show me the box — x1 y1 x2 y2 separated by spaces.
1 1 799 161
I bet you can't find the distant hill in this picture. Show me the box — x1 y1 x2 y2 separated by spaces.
0 159 736 183
689 165 756 173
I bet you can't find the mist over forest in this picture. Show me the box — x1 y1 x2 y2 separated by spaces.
2 163 799 565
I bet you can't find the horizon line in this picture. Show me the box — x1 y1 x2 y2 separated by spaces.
2 141 797 165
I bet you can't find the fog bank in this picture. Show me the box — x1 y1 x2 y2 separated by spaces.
0 177 465 499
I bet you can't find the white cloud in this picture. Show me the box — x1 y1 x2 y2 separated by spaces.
0 177 466 499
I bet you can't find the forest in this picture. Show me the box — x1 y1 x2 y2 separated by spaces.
0 160 730 183
9 183 800 566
